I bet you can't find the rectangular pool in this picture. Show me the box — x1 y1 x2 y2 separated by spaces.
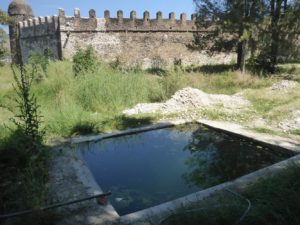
79 123 293 216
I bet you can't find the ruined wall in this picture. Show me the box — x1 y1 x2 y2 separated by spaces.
58 9 234 68
18 16 61 63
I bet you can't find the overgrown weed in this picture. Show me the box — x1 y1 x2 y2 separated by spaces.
0 65 51 225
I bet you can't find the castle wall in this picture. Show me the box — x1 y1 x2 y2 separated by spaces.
16 9 235 67
58 9 234 68
18 16 61 63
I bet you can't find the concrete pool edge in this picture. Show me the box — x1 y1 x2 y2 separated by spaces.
70 120 190 144
48 147 119 225
120 154 300 225
197 119 300 153
48 119 300 225
49 119 300 153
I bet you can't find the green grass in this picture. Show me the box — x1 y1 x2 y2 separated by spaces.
1 61 299 140
291 129 300 135
0 61 166 139
277 63 300 81
161 165 300 225
245 86 300 124
0 61 280 140
251 127 279 135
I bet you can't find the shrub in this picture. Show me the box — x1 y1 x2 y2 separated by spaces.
247 52 275 75
72 47 97 76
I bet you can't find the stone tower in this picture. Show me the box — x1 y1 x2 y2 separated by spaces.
8 0 33 64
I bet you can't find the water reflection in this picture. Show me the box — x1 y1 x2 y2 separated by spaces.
183 127 292 188
80 124 292 215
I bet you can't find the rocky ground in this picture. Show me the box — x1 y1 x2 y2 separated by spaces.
269 80 298 91
279 110 300 132
123 83 300 136
270 80 300 132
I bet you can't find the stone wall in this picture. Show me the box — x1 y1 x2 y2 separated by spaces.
18 16 61 63
16 8 235 67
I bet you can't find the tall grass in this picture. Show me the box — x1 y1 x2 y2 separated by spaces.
28 61 165 137
0 61 297 139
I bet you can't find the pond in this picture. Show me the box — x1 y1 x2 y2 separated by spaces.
79 123 292 216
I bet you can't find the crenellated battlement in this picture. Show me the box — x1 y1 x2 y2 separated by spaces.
18 16 59 38
11 3 230 67
57 8 203 32
18 16 56 28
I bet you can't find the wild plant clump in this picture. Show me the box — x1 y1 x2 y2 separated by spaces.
0 65 49 225
72 47 97 76
11 65 45 159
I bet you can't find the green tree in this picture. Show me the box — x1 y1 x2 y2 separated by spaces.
265 0 300 71
193 0 300 74
0 28 7 65
193 0 266 73
0 9 12 25
0 9 11 66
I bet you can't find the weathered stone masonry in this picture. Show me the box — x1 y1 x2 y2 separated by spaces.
8 0 234 67
18 16 62 63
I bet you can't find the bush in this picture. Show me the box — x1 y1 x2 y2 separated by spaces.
247 52 276 75
72 47 96 76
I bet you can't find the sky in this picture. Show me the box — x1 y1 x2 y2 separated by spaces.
0 0 196 33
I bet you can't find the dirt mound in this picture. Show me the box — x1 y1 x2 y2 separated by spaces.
123 87 251 115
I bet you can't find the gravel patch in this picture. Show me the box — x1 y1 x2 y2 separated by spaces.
123 87 251 116
270 80 297 91
279 110 300 132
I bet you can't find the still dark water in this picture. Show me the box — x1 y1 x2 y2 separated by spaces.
79 124 292 216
